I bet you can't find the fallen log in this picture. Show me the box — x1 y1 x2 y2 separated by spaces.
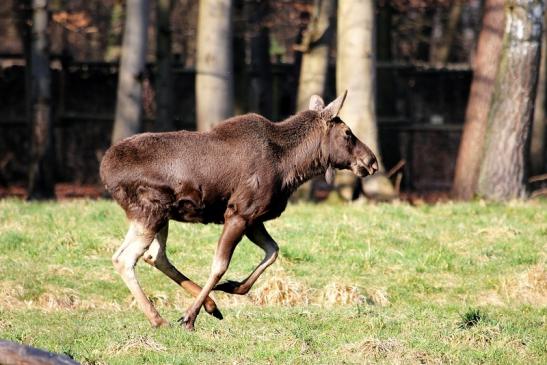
0 340 80 365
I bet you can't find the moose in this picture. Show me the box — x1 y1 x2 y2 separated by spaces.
100 91 378 330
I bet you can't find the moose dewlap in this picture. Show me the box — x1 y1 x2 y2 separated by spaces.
99 91 378 330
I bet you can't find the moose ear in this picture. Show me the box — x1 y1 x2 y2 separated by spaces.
309 95 325 111
321 90 348 120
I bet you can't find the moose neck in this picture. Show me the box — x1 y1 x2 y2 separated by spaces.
273 111 329 192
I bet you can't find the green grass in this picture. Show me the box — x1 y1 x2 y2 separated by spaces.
0 198 546 364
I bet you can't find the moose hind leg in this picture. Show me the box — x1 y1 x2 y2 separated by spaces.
214 222 278 295
143 222 223 319
112 221 168 328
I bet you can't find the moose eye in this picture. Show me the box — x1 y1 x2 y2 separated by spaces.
344 130 353 139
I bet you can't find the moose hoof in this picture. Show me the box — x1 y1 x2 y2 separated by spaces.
210 307 224 320
214 280 242 294
177 315 195 331
151 317 170 328
203 299 223 320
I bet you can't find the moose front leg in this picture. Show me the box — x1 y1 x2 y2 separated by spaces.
179 215 246 330
143 222 223 319
214 222 278 295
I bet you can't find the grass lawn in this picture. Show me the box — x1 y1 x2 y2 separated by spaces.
0 198 545 364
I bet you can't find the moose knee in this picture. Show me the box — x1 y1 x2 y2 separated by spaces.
211 259 229 280
112 253 124 271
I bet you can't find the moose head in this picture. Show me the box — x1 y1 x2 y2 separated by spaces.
310 91 379 184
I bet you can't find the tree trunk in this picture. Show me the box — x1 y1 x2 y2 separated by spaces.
337 0 380 160
27 0 55 200
452 0 505 200
196 0 234 131
111 0 150 144
530 10 547 175
429 1 463 65
296 0 335 112
247 0 272 118
155 0 175 132
477 0 544 200
13 0 32 131
337 0 387 200
104 0 124 61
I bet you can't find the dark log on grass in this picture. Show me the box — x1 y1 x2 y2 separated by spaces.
0 340 80 365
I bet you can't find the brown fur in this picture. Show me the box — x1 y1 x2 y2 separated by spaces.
101 110 375 230
99 93 378 330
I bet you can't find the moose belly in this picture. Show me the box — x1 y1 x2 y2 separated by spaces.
169 195 228 224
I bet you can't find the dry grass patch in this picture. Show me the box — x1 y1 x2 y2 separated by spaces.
364 287 390 306
498 264 547 306
0 281 121 311
449 325 502 348
322 282 364 306
339 338 439 365
476 226 520 240
106 335 166 355
249 269 311 306
0 282 25 309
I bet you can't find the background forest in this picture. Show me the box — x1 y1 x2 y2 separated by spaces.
0 0 544 201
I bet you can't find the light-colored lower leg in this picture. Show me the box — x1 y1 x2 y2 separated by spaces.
113 222 168 328
143 223 222 318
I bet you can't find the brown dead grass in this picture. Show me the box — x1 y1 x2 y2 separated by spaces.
449 325 502 348
246 269 389 307
476 264 547 307
0 282 25 309
322 282 364 306
249 269 311 306
339 338 441 365
106 335 166 355
499 264 547 306
1 267 388 312
0 281 121 311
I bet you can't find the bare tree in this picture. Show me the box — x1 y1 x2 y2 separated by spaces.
247 0 272 118
337 0 389 200
111 0 150 144
27 0 55 200
155 0 175 132
295 0 335 112
429 1 463 65
337 0 379 161
452 0 505 200
196 0 234 131
530 10 547 175
477 0 544 200
105 0 124 61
